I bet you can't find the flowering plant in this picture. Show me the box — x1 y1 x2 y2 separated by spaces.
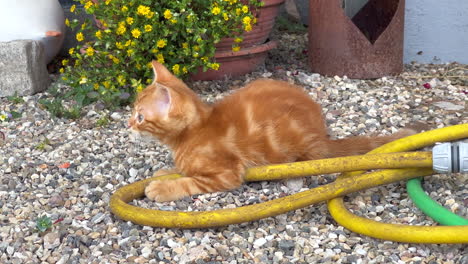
59 0 262 109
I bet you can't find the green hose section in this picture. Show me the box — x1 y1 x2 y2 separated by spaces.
406 177 468 226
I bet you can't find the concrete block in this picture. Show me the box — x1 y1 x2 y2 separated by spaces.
0 40 50 97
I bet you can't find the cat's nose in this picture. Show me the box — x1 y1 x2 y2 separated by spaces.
127 119 133 128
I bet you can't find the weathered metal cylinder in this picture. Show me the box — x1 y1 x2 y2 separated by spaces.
308 0 405 79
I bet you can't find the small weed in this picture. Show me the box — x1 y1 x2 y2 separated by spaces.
35 215 53 233
36 138 51 150
0 111 21 122
276 15 308 34
6 92 25 104
96 114 110 127
38 98 81 120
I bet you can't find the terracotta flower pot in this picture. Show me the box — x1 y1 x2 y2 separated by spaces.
191 40 277 81
215 0 285 51
191 0 284 80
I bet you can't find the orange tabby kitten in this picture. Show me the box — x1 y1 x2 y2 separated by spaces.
128 61 413 202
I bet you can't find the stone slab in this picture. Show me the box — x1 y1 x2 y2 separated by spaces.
0 40 50 97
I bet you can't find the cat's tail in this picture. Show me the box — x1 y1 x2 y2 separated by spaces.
324 128 416 158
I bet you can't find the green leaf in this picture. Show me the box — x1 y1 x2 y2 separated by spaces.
10 111 21 119
35 216 53 233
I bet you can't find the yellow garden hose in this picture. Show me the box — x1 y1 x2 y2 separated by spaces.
110 152 431 228
328 124 468 243
110 124 468 243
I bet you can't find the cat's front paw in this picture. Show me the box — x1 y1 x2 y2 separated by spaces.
145 180 177 202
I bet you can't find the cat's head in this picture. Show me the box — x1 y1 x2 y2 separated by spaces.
128 61 206 143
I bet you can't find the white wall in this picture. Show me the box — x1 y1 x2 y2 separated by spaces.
404 0 468 63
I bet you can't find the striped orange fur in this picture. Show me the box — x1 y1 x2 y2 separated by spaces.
128 61 414 202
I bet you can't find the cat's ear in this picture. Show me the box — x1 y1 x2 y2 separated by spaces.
151 60 173 83
154 85 171 118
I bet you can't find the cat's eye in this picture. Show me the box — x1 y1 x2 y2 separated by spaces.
136 113 144 123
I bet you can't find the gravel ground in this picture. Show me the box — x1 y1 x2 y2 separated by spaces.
1 28 467 264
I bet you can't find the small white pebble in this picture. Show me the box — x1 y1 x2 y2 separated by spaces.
253 238 267 248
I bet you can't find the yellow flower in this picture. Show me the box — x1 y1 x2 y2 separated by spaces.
136 84 144 93
151 48 158 53
121 6 128 12
79 76 87 84
112 57 120 64
212 7 221 15
232 46 240 52
69 48 75 55
242 5 249 13
182 66 188 74
94 83 100 90
193 52 199 58
157 39 167 48
127 49 134 56
117 75 126 86
105 0 111 5
76 32 84 42
124 40 132 46
144 25 152 32
81 22 87 30
136 63 142 70
86 46 95 56
245 24 252 32
131 29 141 38
242 16 251 25
70 4 76 13
59 68 64 73
146 12 154 19
137 5 150 16
0 114 7 122
229 0 237 4
164 9 172 20
146 78 152 84
172 64 180 75
170 19 177 24
211 63 220 70
147 62 152 69
236 8 241 16
62 59 69 66
223 13 229 21
116 42 124 49
201 56 208 62
65 18 70 27
234 37 243 43
182 43 189 49
84 1 93 10
193 45 200 51
103 81 110 88
116 24 126 35
95 30 102 39
126 17 134 25
156 53 165 63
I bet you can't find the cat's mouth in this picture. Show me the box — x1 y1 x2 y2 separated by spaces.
129 129 158 144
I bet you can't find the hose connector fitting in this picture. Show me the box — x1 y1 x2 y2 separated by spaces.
432 141 468 174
